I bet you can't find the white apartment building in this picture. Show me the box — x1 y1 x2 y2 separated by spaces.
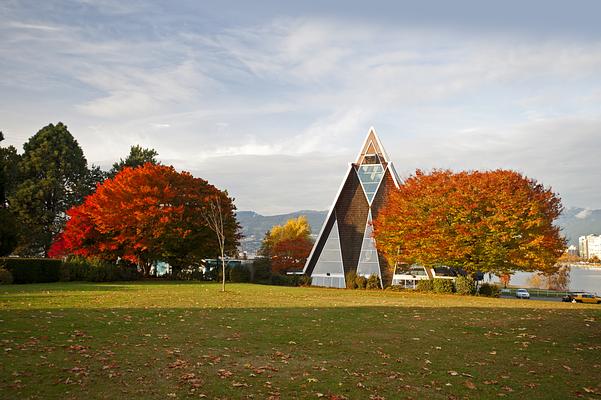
566 245 578 256
578 234 601 260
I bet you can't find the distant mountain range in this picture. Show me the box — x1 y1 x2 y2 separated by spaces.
236 207 601 254
236 210 327 254
557 207 601 246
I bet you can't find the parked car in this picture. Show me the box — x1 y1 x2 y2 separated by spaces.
562 292 586 302
515 288 530 299
565 293 601 304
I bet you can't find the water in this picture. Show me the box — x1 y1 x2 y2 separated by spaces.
492 266 601 294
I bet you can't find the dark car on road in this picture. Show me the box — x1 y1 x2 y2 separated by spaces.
562 292 585 302
562 292 601 303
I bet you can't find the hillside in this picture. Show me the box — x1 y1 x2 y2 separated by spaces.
557 207 601 245
237 207 601 255
236 210 327 255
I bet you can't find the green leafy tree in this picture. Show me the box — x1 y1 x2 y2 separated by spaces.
0 132 20 255
9 123 90 255
0 132 20 208
109 145 158 177
78 164 108 198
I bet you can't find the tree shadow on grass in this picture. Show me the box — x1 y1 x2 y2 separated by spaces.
0 281 137 293
0 302 600 399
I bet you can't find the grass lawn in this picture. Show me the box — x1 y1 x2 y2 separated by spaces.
1 282 600 399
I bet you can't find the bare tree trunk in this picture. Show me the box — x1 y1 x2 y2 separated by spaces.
203 195 228 292
221 249 226 292
142 261 152 277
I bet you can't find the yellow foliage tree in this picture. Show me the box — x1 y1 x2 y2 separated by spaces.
259 216 311 257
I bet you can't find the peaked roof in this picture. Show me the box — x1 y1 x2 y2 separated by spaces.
355 127 391 164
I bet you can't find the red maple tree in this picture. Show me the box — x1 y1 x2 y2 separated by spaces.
52 163 239 275
270 237 314 274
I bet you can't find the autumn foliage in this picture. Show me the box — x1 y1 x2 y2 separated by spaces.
271 237 314 274
50 163 239 275
373 169 566 276
260 216 314 273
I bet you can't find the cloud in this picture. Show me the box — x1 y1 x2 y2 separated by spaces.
2 10 601 212
8 21 64 31
76 60 214 118
576 209 593 219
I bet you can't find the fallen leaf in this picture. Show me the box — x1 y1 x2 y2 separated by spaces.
464 380 476 390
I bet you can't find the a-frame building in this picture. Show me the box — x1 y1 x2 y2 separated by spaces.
303 128 401 288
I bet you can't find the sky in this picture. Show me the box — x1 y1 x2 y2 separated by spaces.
2 0 601 214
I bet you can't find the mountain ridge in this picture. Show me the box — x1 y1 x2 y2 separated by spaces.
237 207 601 254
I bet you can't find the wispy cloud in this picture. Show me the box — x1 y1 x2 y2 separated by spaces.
576 209 593 219
1 5 601 213
76 60 213 118
8 21 64 31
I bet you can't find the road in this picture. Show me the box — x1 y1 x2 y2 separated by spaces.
500 294 562 302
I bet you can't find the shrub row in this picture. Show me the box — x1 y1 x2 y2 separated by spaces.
61 257 141 282
345 272 382 289
0 267 13 284
0 256 142 284
0 258 61 284
147 257 312 287
229 265 251 282
455 275 476 295
211 258 312 287
268 273 312 287
477 282 500 297
413 276 499 297
247 258 312 287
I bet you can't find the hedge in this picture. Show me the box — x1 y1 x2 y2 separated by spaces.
298 275 312 287
366 274 381 289
251 258 272 282
0 258 61 284
345 271 358 289
478 283 500 297
455 276 476 295
0 267 13 284
416 279 434 292
57 257 140 282
229 265 251 282
355 275 367 289
270 273 300 286
433 278 455 293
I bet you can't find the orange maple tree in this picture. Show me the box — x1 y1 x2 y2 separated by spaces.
53 163 239 275
373 169 566 276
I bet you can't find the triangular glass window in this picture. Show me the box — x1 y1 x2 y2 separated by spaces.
356 164 385 204
356 211 381 279
312 219 344 276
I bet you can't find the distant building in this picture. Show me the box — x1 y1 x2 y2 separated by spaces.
391 265 456 288
578 234 601 259
566 245 578 256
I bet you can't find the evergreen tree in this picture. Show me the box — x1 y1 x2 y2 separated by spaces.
108 145 158 177
0 132 20 255
10 123 90 255
0 132 20 208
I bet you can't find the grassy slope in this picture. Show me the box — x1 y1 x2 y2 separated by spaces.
0 282 600 399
